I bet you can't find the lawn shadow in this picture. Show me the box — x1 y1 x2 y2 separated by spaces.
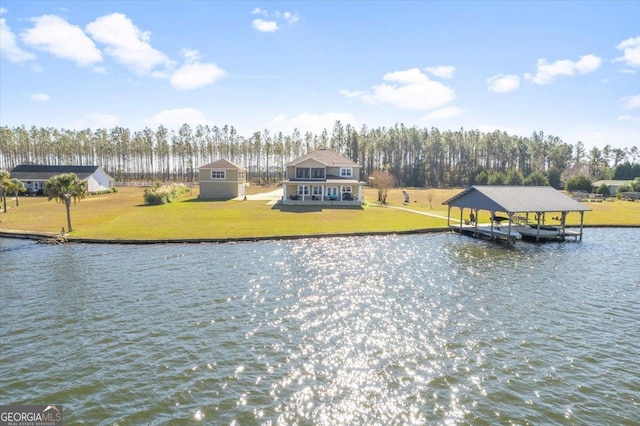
271 203 364 213
181 198 232 203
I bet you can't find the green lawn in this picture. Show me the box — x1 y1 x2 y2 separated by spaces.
0 187 447 240
1 186 638 241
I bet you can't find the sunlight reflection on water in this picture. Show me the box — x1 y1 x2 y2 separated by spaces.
1 229 639 424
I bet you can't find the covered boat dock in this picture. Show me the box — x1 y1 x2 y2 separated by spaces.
442 186 591 245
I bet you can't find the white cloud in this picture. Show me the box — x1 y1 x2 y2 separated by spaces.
615 36 640 69
425 65 455 79
21 15 102 67
487 74 520 93
86 13 172 75
252 19 279 33
31 93 51 102
1 18 37 63
268 112 357 134
283 12 299 24
170 49 226 90
0 8 7 15
339 89 364 98
346 67 455 110
251 9 299 32
524 54 601 84
147 108 210 129
423 106 463 120
621 94 640 110
618 114 640 123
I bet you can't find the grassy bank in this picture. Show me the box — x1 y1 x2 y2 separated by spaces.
1 186 638 241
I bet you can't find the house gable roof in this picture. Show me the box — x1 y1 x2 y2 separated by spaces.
443 185 591 213
199 159 246 171
10 164 110 181
286 149 359 168
592 180 632 186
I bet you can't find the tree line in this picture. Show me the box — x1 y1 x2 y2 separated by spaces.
1 123 638 188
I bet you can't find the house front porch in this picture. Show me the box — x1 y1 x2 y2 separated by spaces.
281 181 364 205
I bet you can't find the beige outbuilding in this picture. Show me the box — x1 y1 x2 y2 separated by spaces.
198 159 247 199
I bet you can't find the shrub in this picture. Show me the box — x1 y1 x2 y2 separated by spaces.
90 188 118 195
565 175 592 193
143 183 190 205
595 183 610 197
524 171 549 186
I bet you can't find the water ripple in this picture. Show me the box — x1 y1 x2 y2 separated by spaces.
1 230 639 424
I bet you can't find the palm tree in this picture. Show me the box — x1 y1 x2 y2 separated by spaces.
45 173 87 232
7 178 26 206
0 169 10 213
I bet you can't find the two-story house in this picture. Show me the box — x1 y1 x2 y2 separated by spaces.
198 159 247 199
281 149 364 205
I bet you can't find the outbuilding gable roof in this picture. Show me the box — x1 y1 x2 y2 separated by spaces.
443 185 591 213
286 149 359 168
199 159 246 171
10 164 109 180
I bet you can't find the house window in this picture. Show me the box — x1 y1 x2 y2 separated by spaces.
211 170 226 179
296 168 310 179
342 186 352 193
311 168 325 179
312 186 323 196
340 168 353 177
238 171 246 181
297 185 309 195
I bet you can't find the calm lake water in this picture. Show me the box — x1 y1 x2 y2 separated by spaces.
1 229 639 425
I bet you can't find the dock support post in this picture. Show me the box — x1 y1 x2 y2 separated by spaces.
508 213 514 246
459 208 464 237
579 211 584 242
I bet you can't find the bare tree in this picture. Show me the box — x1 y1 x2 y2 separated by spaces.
370 170 397 204
426 189 436 210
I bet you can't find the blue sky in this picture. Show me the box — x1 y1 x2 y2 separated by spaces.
1 1 638 150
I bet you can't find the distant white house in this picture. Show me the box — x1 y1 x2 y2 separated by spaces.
198 159 247 199
10 165 114 194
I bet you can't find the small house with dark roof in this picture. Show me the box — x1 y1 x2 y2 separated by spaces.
10 164 113 194
443 185 591 244
281 149 364 205
198 159 247 199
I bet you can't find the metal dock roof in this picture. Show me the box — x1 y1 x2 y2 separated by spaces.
442 186 591 213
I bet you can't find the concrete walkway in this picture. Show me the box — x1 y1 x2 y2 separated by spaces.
382 204 460 222
234 189 282 205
